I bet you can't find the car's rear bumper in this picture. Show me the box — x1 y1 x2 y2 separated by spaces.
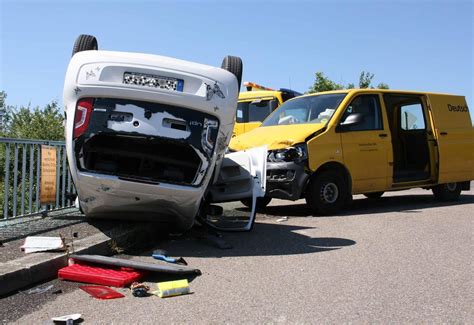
76 172 204 229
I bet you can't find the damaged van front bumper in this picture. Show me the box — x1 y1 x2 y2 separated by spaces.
265 160 309 200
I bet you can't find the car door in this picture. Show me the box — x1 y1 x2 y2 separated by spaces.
337 93 392 193
207 146 267 231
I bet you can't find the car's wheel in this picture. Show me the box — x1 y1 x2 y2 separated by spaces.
72 34 98 57
221 56 243 89
364 191 384 199
432 183 461 201
241 197 272 210
305 171 348 215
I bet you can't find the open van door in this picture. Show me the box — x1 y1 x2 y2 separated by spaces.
205 146 267 231
426 94 474 183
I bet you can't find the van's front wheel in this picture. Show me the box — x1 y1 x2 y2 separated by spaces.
305 171 348 215
432 183 461 201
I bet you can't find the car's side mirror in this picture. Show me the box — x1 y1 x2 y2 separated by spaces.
336 113 364 132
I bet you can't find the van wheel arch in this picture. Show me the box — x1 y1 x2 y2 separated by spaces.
304 162 353 215
307 162 352 197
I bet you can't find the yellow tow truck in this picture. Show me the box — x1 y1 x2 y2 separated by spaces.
233 82 301 137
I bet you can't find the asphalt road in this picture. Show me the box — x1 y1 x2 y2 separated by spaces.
2 186 473 323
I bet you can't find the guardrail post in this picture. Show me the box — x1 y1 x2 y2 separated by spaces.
3 144 11 219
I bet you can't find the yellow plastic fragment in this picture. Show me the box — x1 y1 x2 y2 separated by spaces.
152 279 190 298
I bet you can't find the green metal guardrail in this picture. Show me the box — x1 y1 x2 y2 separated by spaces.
0 138 75 219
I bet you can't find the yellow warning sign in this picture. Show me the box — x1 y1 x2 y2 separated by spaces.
40 146 57 204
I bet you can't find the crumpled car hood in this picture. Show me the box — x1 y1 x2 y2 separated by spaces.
229 124 325 151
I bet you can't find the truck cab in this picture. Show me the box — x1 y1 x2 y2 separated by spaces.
233 82 301 137
230 89 473 214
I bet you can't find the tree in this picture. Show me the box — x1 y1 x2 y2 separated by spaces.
0 91 6 134
359 71 374 89
308 72 344 93
308 71 389 93
2 99 64 140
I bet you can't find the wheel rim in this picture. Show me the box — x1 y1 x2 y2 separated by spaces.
320 182 339 204
446 183 457 191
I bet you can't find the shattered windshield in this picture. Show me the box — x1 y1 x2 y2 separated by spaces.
261 93 347 126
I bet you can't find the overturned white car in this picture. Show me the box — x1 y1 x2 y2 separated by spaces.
64 35 266 231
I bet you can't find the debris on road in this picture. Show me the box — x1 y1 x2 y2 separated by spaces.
276 217 288 222
58 262 144 287
80 285 124 299
51 313 82 324
70 254 201 275
152 249 188 265
21 236 65 253
130 282 150 297
26 284 54 295
153 279 191 298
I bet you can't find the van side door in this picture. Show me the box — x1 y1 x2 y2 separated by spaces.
336 93 392 193
426 94 474 183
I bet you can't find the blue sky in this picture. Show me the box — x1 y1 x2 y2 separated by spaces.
1 0 473 114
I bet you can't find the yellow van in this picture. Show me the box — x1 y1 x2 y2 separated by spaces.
233 82 301 137
230 89 473 214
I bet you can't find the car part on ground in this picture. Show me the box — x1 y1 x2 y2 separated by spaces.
70 254 202 275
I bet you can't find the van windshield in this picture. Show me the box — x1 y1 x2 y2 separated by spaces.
261 93 347 126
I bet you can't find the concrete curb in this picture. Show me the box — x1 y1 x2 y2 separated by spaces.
0 222 157 296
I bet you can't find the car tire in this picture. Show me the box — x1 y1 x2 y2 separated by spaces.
432 183 461 201
364 191 384 199
221 56 243 89
305 171 348 215
241 197 272 210
72 34 98 57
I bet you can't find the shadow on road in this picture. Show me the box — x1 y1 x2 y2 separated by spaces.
140 223 356 259
261 194 474 218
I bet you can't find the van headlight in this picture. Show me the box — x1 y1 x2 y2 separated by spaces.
268 143 307 163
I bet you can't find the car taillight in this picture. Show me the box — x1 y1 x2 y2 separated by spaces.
73 98 94 139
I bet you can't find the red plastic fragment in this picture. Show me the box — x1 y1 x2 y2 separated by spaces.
80 285 125 299
58 262 145 287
